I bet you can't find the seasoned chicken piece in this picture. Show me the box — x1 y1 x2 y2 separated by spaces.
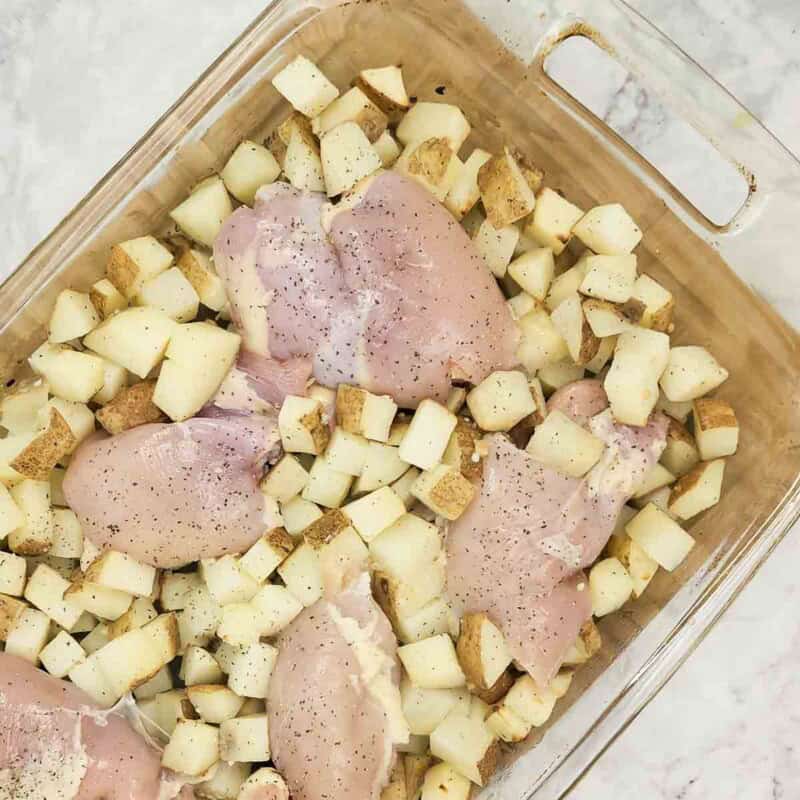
0 652 185 800
268 574 408 800
63 413 280 568
214 172 519 408
446 380 668 684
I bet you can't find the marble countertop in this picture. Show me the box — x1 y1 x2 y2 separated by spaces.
1 1 798 798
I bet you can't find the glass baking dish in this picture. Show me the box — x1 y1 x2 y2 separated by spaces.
1 0 798 797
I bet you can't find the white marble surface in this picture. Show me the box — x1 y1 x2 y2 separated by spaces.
1 2 799 798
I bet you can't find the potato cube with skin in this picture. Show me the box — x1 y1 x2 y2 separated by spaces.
606 531 658 597
589 557 634 616
43 399 95 454
9 408 76 482
182 645 225 686
456 613 512 693
39 630 85 678
693 398 739 460
83 307 177 379
399 400 457 471
222 140 281 205
631 274 674 332
396 102 471 152
6 606 51 663
29 345 106 404
373 563 445 622
135 268 199 323
573 203 642 255
313 86 387 143
545 258 590 312
0 552 27 596
486 706 530 743
280 496 323 538
526 410 604 478
466 370 536 432
373 130 401 167
49 290 101 343
579 254 637 303
604 328 670 426
321 122 382 197
260 455 308 504
429 710 498 786
24 563 84 630
525 187 584 255
334 385 397 443
90 278 128 318
226 642 278 699
162 719 220 777
660 346 729 402
176 248 228 312
250 584 303 637
550 295 600 366
187 684 245 724
445 148 492 220
442 419 484 482
421 762 472 800
220 714 271 762
277 543 323 606
508 248 555 301
668 459 725 520
395 138 463 202
0 593 27 641
170 176 234 248
473 218 520 278
85 550 156 597
399 634 466 690
272 55 339 117
411 465 475 522
626 503 695 570
107 236 174 299
96 380 165 435
355 66 410 122
582 298 630 338
502 675 557 728
342 486 406 542
515 307 570 373
478 148 537 229
279 395 329 455
8 480 52 556
306 520 368 596
239 528 294 584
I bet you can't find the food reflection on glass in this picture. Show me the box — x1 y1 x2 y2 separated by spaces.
0 55 738 800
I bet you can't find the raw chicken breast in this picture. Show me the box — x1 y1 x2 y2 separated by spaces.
268 574 408 800
63 413 280 568
446 380 668 684
0 652 180 800
214 172 519 408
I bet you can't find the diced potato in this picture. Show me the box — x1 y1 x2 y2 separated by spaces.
396 596 456 644
224 642 278 699
526 410 604 478
176 248 228 312
0 380 48 435
107 236 174 299
373 562 445 623
279 496 323 538
525 187 584 255
96 380 164 435
39 630 85 678
400 679 467 736
573 203 642 255
23 563 84 630
537 359 586 395
507 292 537 321
222 140 281 205
500 675 557 730
160 571 203 611
136 268 199 323
631 274 674 332
28 344 105 404
626 503 695 570
65 576 133 621
515 307 569 373
6 606 50 663
313 86 387 142
420 762 472 800
632 463 676 499
335 385 398 443
582 298 630 338
79 623 111 655
220 714 271 762
656 392 693 423
390 467 422 510
9 408 75 481
323 428 368 477
396 102 471 152
188 684 245 724
0 593 27 641
197 761 251 800
162 719 220 777
660 346 729 403
183 645 225 686
411 465 475 521
693 397 738 460
90 278 128 318
8 480 52 556
342 486 406 542
472 218 520 278
369 513 441 582
84 306 177 379
398 400 457 471
68 654 117 707
178 585 223 647
486 705 530 743
92 358 128 405
301 457 353 508
395 137 463 202
399 634 466 690
478 148 537 228
239 528 294 584
272 55 339 117
320 122 382 197
442 418 484 482
355 65 410 122
589 557 633 616
304 515 367 595
466 370 536 432
238 768 289 800
202 556 260 606
429 710 498 786
49 289 101 343
604 328 670 426
444 148 492 220
216 602 263 646
507 248 555 302
284 126 326 192
545 258 590 312
668 458 725 520
170 176 234 248
43 399 95 453
579 254 637 303
550 295 600 366
456 613 512 695
133 664 174 700
0 552 26 596
85 550 156 597
373 130 402 167
279 395 329 455
250 584 303 637
153 322 241 422
606 531 658 597
277 543 323 606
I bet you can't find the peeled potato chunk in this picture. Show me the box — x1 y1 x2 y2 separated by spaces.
466 370 536 432
320 121 382 197
525 187 584 255
572 203 642 255
170 177 233 249
659 346 729 402
355 65 410 122
626 503 695 570
221 139 281 205
396 102 471 152
526 409 605 478
272 55 339 117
